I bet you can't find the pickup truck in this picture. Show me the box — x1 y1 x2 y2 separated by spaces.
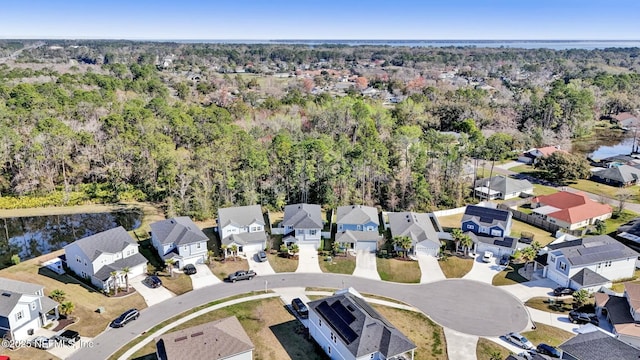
226 270 256 283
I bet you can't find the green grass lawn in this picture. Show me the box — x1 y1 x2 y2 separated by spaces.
267 252 298 272
159 272 193 295
568 179 640 203
522 323 574 347
509 219 555 246
376 257 421 283
610 269 640 293
319 254 356 274
525 297 574 314
509 164 533 174
533 184 559 196
604 209 639 234
476 338 511 360
438 254 474 278
436 213 464 229
492 263 529 286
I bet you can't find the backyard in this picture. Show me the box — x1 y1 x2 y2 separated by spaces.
376 257 421 283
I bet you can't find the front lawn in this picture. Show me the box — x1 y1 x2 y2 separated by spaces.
604 209 638 235
267 252 299 272
522 323 574 347
376 257 421 283
209 258 250 281
476 338 511 360
438 254 473 278
319 254 356 274
525 297 574 314
158 272 192 295
492 263 529 286
568 179 640 203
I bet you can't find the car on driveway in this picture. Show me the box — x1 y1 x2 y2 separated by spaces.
553 286 574 296
499 254 510 266
536 343 562 358
53 330 80 345
29 336 52 349
569 310 599 325
482 251 494 263
225 270 256 283
257 250 268 262
143 275 162 288
111 308 140 328
183 264 197 275
291 298 309 318
505 332 534 350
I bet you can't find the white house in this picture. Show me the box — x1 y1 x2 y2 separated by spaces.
64 226 148 291
387 212 440 256
531 191 613 230
307 288 416 360
543 235 638 292
218 205 267 255
0 278 59 341
282 203 323 249
151 217 209 268
473 175 533 200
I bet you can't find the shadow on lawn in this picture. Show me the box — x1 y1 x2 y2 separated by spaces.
502 263 529 283
37 267 98 293
270 319 329 360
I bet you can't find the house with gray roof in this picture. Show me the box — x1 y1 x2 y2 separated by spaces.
467 233 518 258
591 164 640 187
388 212 441 256
0 278 59 341
595 282 640 349
282 203 323 249
336 205 381 252
217 205 267 255
155 316 254 360
543 235 638 292
558 327 640 359
473 175 534 200
461 205 513 238
307 288 416 360
64 226 148 291
151 217 209 269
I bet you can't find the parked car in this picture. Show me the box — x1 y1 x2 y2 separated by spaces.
226 270 257 283
482 251 494 263
499 254 510 266
553 286 574 296
111 308 140 328
568 310 599 325
143 275 162 288
54 330 80 345
505 332 534 350
536 343 562 358
183 264 197 275
291 298 309 318
257 250 268 262
29 336 52 349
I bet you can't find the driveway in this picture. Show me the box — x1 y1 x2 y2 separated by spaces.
295 244 322 273
416 254 445 283
501 278 557 301
48 336 94 359
246 249 276 276
352 250 381 280
190 263 221 290
444 328 478 360
462 254 505 284
527 307 579 333
130 275 176 307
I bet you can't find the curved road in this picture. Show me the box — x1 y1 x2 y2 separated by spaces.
69 274 528 360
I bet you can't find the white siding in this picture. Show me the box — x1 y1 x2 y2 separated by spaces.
308 310 356 360
355 241 377 252
227 350 253 360
65 243 95 279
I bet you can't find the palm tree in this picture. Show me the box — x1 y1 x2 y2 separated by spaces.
110 271 119 295
531 241 542 252
221 244 228 260
166 259 176 277
59 301 75 317
121 266 130 291
460 234 473 257
230 245 238 261
451 228 463 252
572 289 589 309
521 246 537 265
50 289 66 303
392 235 413 258
290 244 299 256
332 241 341 256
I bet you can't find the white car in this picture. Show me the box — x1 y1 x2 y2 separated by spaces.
505 332 534 350
482 251 494 263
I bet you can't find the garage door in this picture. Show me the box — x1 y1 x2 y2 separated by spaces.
415 241 438 256
355 241 377 252
546 268 567 287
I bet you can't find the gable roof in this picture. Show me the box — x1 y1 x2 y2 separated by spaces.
624 282 640 315
592 164 640 184
570 268 610 287
335 230 382 244
532 191 612 224
388 212 439 247
0 278 43 295
536 145 564 157
155 316 254 360
462 205 511 228
218 205 264 229
307 291 416 358
599 293 640 339
151 217 208 246
559 329 640 360
474 176 533 195
548 235 638 266
93 252 148 281
222 231 267 247
283 203 323 229
466 233 517 250
64 226 137 262
336 205 379 226
0 290 22 317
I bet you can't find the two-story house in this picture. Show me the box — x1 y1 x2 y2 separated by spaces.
151 217 209 269
531 191 612 230
473 175 533 200
595 282 640 350
217 205 267 255
0 278 59 341
335 205 381 252
64 226 148 291
307 288 416 360
543 235 638 291
387 212 440 256
282 203 323 249
461 205 513 237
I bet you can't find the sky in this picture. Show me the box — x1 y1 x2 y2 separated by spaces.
1 0 639 40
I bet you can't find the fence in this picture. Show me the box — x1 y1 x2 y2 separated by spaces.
497 204 584 237
432 206 467 218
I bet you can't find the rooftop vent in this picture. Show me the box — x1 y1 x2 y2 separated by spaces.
1 292 10 297
175 336 188 342
191 331 204 338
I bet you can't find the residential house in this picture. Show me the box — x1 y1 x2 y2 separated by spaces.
155 316 254 360
307 288 416 360
531 191 613 230
543 235 638 291
151 217 209 269
616 216 640 245
591 164 640 187
218 205 267 255
473 175 534 200
467 233 518 257
594 282 640 350
335 205 381 252
0 278 59 341
64 226 148 291
282 203 323 249
612 112 640 130
461 205 513 238
517 145 564 165
388 212 440 256
558 326 640 359
593 154 640 168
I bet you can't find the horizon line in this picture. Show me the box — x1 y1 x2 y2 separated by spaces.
1 38 640 42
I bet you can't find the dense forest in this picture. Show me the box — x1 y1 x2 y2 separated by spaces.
0 40 640 218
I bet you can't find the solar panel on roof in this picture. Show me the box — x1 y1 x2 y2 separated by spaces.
316 301 358 344
331 301 356 324
465 205 509 222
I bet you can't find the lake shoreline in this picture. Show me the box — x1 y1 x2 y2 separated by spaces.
0 202 139 219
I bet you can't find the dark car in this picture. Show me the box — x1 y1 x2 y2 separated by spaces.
499 254 510 266
111 308 140 328
226 270 256 282
553 286 574 296
291 298 309 318
144 275 162 288
257 251 268 262
569 310 599 325
536 343 562 358
54 330 80 345
183 264 197 275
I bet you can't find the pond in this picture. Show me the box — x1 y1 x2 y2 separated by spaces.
572 130 637 160
0 210 142 268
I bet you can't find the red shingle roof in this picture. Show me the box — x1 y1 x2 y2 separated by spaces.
532 191 612 224
536 146 564 157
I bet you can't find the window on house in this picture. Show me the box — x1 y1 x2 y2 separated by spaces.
559 262 567 271
597 263 601 268
310 230 317 235
76 256 81 263
606 261 612 267
319 319 322 327
549 255 555 262
16 311 23 321
357 225 362 230
466 224 473 230
328 346 331 354
30 301 36 311
197 242 201 249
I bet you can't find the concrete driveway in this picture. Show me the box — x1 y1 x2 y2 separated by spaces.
501 278 557 301
462 254 505 284
48 336 94 359
130 275 176 307
527 307 579 333
295 244 322 273
416 254 445 283
352 250 381 280
444 328 478 360
190 263 221 289
246 249 276 275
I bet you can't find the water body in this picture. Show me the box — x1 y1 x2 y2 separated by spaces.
573 130 636 160
0 211 142 268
